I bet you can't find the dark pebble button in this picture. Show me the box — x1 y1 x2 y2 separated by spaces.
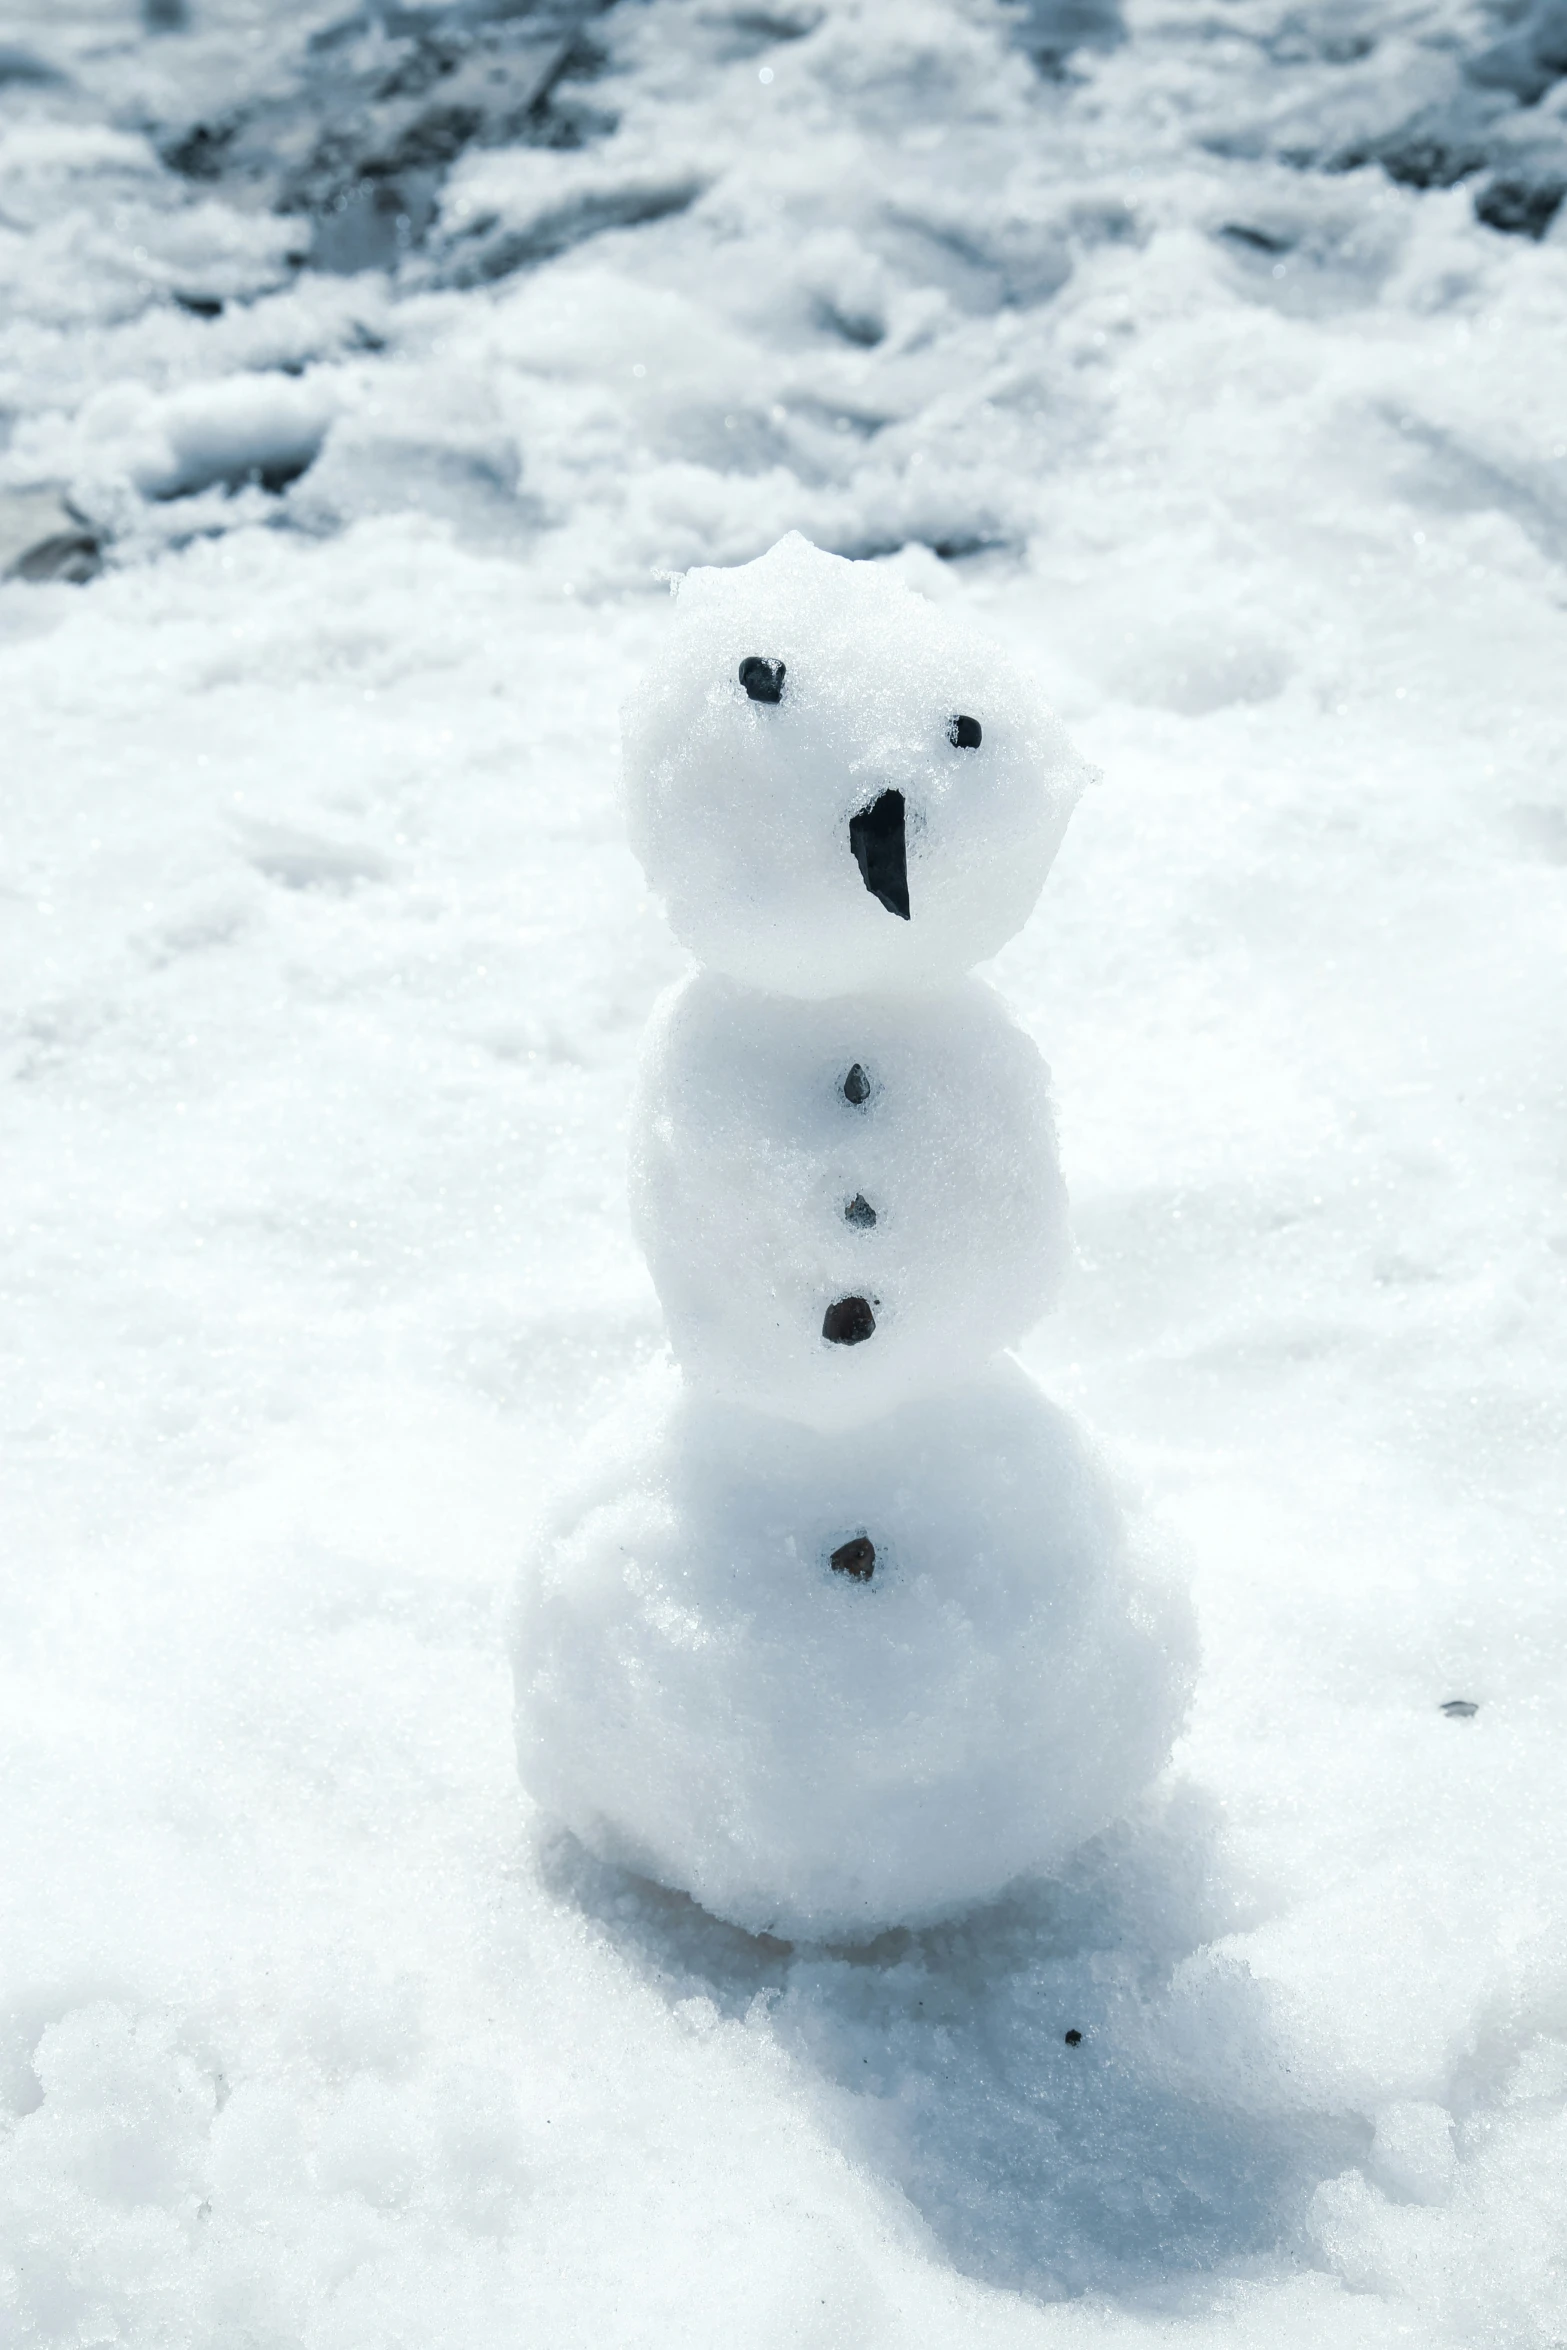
739 656 785 703
844 1194 877 1229
823 1295 876 1345
830 1536 876 1581
842 1063 871 1105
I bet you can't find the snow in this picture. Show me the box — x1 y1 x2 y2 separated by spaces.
632 969 1070 1424
622 533 1086 995
515 1359 1189 1937
3 0 1567 2343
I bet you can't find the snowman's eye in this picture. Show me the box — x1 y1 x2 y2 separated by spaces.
948 714 982 748
739 656 785 703
841 1063 871 1105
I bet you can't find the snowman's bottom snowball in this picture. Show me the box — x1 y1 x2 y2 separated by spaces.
513 1362 1195 1941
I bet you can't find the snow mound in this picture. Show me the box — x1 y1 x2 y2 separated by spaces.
513 1360 1194 1941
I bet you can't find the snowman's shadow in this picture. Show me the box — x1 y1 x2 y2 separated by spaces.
541 1793 1366 2303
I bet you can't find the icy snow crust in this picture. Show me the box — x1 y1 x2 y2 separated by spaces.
5 0 1567 2345
516 1362 1191 1939
632 970 1070 1424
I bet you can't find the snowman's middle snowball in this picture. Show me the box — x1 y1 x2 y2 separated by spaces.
631 971 1071 1428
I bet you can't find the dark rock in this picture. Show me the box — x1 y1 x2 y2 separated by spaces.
1218 222 1293 255
823 1295 876 1345
930 533 1006 561
0 44 64 86
1362 127 1488 190
1475 173 1567 238
1468 3 1567 105
173 291 225 317
159 0 617 277
841 1063 871 1106
5 532 103 585
1012 0 1123 79
1064 2028 1083 2045
948 713 982 748
814 298 884 347
843 1194 877 1229
432 172 700 285
829 1534 876 1581
739 654 785 702
1440 1698 1479 1719
849 788 909 919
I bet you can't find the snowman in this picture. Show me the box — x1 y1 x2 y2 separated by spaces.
513 534 1193 1942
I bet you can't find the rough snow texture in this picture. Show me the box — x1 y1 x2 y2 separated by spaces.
631 970 1070 1424
516 1362 1193 1939
4 0 1567 2345
622 533 1087 995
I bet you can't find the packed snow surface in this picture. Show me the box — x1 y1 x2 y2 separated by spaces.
4 1 1567 2345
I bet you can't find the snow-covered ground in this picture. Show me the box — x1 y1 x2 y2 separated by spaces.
3 2 1566 2341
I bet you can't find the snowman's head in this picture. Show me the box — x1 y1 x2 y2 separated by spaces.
622 534 1088 998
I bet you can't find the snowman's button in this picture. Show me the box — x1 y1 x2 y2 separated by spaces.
823 1295 876 1345
843 1194 877 1229
841 1063 871 1105
739 656 785 703
948 714 982 748
849 788 909 920
829 1535 876 1582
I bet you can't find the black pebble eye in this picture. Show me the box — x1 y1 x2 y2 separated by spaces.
948 714 982 749
823 1295 876 1345
739 656 785 703
841 1063 871 1105
844 1194 877 1229
830 1535 876 1581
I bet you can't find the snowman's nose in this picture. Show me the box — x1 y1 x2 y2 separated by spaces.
739 656 785 702
849 789 909 920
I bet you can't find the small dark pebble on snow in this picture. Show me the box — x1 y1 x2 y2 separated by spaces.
739 655 785 703
841 1063 871 1105
823 1295 876 1345
830 1536 876 1581
1441 1698 1479 1718
948 713 982 748
1064 2029 1083 2046
844 1194 877 1228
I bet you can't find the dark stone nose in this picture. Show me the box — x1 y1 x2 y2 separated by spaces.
739 656 785 703
849 789 909 919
